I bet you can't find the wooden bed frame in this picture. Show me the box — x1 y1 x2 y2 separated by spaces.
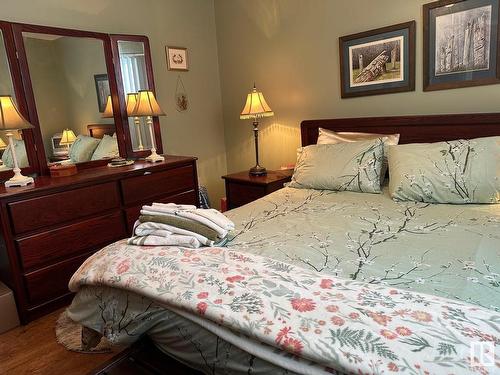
301 113 500 146
87 123 116 139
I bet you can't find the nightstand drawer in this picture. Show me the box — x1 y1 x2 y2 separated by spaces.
227 183 266 208
121 165 195 205
16 212 126 271
8 182 120 235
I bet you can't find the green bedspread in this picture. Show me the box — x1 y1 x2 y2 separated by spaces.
226 187 500 311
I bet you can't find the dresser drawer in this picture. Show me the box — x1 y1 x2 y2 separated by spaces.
16 211 126 271
125 189 197 234
24 253 90 306
9 182 120 235
121 165 195 205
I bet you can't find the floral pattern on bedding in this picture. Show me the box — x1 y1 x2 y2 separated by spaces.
70 241 500 374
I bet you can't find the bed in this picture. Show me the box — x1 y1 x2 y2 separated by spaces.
66 113 500 375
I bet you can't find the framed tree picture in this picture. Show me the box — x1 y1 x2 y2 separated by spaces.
423 0 500 91
339 21 416 98
94 74 110 113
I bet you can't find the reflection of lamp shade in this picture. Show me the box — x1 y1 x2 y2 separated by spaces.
102 95 114 118
0 138 7 150
0 96 34 131
131 90 165 117
239 85 274 120
126 93 138 116
59 129 76 146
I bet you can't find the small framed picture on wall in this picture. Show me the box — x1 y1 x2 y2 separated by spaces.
423 0 500 91
339 21 416 98
166 46 189 71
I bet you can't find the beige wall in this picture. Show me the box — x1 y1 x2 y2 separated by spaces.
214 0 500 173
1 0 227 205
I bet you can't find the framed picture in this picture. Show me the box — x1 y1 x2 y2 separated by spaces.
166 46 189 71
339 21 416 98
423 0 500 91
94 74 110 112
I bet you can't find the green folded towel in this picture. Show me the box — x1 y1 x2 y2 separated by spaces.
139 214 220 241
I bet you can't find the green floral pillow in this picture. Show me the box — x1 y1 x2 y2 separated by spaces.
69 135 100 163
288 138 385 193
388 136 499 204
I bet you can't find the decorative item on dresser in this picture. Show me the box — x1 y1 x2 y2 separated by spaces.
0 156 199 324
222 169 292 210
130 90 166 163
0 95 35 187
239 84 274 176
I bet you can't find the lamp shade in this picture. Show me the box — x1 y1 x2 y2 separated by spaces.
131 90 165 117
102 95 114 118
60 129 76 146
0 96 34 130
0 137 6 150
240 85 274 120
126 93 138 116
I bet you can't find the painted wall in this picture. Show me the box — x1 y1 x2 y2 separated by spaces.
1 0 227 205
214 0 500 173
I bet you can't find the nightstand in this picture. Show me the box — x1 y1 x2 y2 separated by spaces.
222 170 293 210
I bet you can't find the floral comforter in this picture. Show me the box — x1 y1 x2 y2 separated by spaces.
67 187 500 374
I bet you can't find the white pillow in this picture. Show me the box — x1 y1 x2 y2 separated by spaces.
91 135 119 160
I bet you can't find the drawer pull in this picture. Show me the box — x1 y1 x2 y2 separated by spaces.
144 171 152 175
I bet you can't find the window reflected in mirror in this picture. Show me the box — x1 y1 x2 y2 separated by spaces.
117 40 152 151
22 32 120 165
0 30 30 172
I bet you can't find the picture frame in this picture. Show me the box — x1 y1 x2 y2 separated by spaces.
339 21 416 98
166 46 189 71
423 0 500 91
93 74 110 113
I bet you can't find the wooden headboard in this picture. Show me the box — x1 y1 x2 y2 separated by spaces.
301 113 500 146
87 123 115 139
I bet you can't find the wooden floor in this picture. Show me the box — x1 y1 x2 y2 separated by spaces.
0 308 120 375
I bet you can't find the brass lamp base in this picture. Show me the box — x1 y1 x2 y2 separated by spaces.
249 165 267 176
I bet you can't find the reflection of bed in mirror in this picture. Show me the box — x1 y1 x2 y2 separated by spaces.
49 123 118 163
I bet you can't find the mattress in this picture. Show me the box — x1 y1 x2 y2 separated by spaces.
67 186 500 374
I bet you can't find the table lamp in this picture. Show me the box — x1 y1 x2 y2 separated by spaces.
102 95 114 118
126 93 144 151
0 95 35 187
240 84 274 176
59 129 76 150
131 90 165 162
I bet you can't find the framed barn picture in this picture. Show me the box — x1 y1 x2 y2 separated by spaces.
423 0 500 91
339 21 416 98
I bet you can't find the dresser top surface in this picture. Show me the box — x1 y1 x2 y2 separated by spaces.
0 155 197 200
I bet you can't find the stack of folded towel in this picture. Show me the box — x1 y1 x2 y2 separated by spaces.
127 203 235 248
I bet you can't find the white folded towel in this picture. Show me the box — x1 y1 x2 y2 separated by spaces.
133 221 214 246
128 234 201 247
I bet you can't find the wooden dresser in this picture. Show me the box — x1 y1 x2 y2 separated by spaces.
0 156 198 323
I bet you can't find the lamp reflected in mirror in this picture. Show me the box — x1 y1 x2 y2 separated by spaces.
101 95 113 118
0 95 35 187
0 137 7 170
126 93 143 151
60 129 76 150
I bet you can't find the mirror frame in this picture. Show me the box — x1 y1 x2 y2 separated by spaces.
0 21 40 180
11 22 126 173
110 34 163 158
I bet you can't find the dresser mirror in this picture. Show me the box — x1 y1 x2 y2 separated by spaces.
111 35 162 158
0 28 30 173
0 20 163 180
15 26 124 169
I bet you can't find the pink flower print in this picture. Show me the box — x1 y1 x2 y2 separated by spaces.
395 326 412 336
389 289 399 295
291 298 316 312
197 292 209 299
197 302 208 315
226 275 245 283
380 329 398 340
116 259 130 275
349 312 360 319
281 337 303 355
411 311 432 322
275 326 291 344
369 311 392 326
320 279 334 289
213 299 223 304
326 305 339 313
388 362 399 372
330 316 345 326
